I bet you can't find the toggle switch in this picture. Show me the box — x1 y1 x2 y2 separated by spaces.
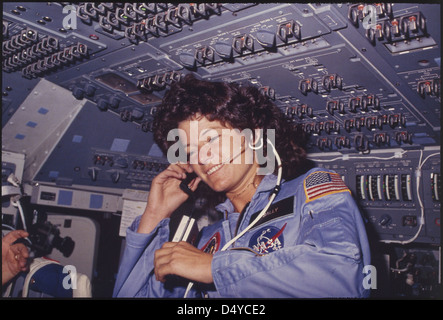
299 78 318 95
190 3 208 18
111 172 120 183
335 136 350 149
322 74 343 92
232 34 254 54
176 3 192 24
277 20 301 42
137 77 152 92
195 46 215 64
88 168 98 181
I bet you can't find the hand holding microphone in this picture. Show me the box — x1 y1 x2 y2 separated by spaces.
137 164 200 234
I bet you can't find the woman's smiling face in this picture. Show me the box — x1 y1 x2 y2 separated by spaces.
177 114 259 194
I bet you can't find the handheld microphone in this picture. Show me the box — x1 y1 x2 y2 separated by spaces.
179 172 197 197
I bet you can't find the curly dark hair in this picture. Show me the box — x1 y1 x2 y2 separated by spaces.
153 74 313 181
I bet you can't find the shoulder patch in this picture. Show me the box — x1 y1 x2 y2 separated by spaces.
304 171 350 203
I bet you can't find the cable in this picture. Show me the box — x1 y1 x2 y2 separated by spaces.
310 150 407 163
220 138 282 252
2 224 16 231
5 173 28 231
2 224 33 246
10 198 28 232
381 150 439 245
184 138 283 298
313 149 438 245
419 152 440 170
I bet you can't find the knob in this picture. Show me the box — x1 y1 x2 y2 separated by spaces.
72 87 85 100
379 214 392 226
96 98 108 111
109 96 121 109
84 83 97 96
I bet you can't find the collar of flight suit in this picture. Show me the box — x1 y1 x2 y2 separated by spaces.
215 173 282 218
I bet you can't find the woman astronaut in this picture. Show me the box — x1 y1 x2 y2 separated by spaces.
113 74 371 298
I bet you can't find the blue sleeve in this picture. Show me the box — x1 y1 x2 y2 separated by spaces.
113 216 196 298
211 191 371 298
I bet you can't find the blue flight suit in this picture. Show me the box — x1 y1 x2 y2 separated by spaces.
113 167 371 298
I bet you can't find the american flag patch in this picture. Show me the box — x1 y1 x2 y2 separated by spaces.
304 171 350 202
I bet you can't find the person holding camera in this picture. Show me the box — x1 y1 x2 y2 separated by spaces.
2 230 30 285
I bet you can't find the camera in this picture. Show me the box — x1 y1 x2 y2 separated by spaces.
27 220 75 258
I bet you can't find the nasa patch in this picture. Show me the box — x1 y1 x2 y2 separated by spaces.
249 223 286 255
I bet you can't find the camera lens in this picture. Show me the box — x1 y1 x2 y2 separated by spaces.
52 234 75 257
28 221 75 258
